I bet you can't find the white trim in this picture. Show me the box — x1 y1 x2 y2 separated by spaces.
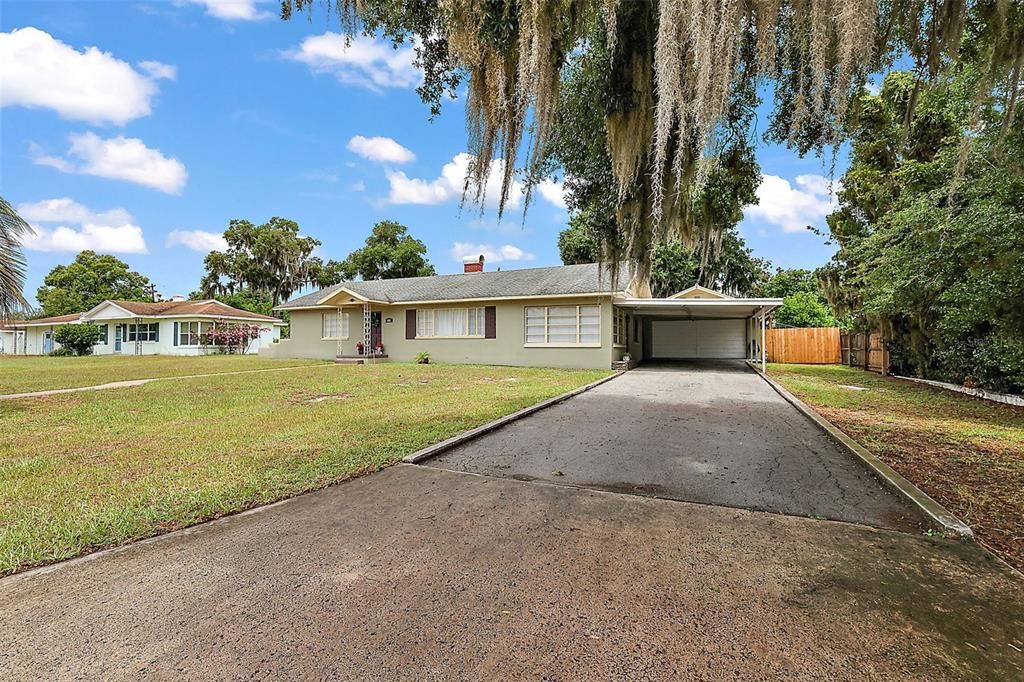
522 343 602 349
415 306 485 339
277 291 621 312
524 303 602 347
315 287 387 306
82 301 135 318
668 284 732 299
615 297 784 308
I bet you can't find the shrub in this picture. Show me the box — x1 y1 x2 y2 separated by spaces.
415 352 430 364
52 323 102 356
200 323 263 354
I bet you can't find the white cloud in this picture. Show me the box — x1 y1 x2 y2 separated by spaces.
0 27 171 125
537 178 567 209
744 174 839 233
138 60 177 81
386 152 524 209
350 180 366 192
347 135 415 164
16 197 132 226
384 153 567 211
22 224 148 254
184 0 271 21
35 132 188 194
166 229 228 252
16 199 147 254
285 33 419 91
450 242 535 264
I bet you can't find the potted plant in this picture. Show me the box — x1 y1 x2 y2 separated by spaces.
622 352 632 363
356 340 364 355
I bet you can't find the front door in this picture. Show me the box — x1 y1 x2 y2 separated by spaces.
370 312 383 351
114 325 123 353
43 332 53 354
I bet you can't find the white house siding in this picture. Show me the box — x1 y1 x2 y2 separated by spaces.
10 318 279 356
264 297 619 369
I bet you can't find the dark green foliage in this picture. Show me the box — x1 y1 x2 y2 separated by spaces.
37 251 152 317
548 15 766 293
821 68 1024 393
756 268 839 328
339 221 435 280
52 324 102 356
198 217 345 305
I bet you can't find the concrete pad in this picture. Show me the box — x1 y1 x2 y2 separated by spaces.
2 465 1021 679
428 361 924 531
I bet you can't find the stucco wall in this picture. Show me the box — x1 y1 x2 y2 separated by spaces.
267 298 618 369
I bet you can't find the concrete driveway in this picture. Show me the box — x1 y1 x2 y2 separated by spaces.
2 465 1022 679
429 361 923 531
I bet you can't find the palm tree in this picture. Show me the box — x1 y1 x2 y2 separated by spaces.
0 195 33 322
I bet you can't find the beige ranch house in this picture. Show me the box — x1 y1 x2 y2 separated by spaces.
1 298 284 356
266 259 782 370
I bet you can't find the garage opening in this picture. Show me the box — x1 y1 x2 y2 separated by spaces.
613 292 783 369
649 318 746 359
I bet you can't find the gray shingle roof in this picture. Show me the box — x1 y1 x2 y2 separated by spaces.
277 263 629 309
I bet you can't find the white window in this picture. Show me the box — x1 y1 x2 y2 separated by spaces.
127 322 159 342
322 312 349 339
524 305 601 346
613 308 627 346
416 308 485 338
177 321 219 346
94 324 108 345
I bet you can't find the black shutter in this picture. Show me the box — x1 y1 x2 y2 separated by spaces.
405 309 416 339
173 322 178 346
484 306 496 339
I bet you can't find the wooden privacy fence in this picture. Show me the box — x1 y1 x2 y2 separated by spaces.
765 327 841 364
841 331 890 375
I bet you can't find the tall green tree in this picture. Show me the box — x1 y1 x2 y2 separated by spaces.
339 221 435 280
821 67 1024 392
546 12 763 294
198 217 343 305
0 196 33 320
36 251 152 317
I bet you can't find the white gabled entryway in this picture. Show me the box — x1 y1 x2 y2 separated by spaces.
650 319 747 359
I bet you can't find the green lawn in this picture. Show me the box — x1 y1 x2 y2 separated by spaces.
767 364 1024 571
0 355 329 394
0 363 609 575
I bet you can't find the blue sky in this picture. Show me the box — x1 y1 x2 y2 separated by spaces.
2 0 843 306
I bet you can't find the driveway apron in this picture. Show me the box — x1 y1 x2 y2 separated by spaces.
428 360 924 531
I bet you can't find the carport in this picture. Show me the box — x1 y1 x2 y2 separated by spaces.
614 295 783 369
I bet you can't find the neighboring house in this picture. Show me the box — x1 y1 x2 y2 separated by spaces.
266 258 782 369
2 298 285 356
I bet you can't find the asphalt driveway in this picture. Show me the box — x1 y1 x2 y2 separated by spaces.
2 465 1021 679
429 360 924 531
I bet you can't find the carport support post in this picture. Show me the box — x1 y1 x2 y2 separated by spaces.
760 312 766 372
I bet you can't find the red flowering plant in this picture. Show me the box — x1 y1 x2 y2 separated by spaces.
200 323 263 354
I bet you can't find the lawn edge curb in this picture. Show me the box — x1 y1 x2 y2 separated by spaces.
402 371 623 464
747 361 974 540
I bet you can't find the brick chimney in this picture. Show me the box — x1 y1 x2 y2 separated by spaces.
463 254 485 273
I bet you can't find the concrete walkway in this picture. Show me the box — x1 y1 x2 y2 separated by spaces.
0 363 330 401
2 465 1021 679
429 360 924 531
